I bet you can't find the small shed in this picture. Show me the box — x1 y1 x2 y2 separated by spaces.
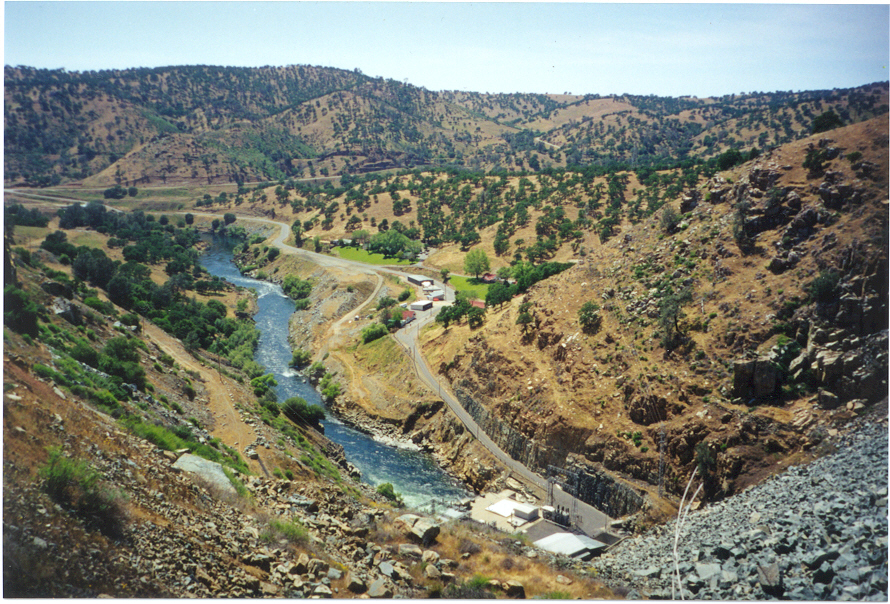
470 300 485 309
396 309 416 327
486 498 539 523
410 300 433 311
481 273 497 284
533 532 607 561
428 289 445 301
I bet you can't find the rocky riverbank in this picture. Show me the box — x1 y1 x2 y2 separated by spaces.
589 411 888 600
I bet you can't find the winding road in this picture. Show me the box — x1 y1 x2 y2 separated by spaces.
216 213 614 535
11 188 613 533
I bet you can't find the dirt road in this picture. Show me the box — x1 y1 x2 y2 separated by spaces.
142 321 269 476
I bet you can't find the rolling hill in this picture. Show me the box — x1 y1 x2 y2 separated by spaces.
5 64 887 186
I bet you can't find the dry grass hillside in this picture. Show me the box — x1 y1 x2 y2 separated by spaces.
3 216 614 599
6 64 887 187
418 117 889 510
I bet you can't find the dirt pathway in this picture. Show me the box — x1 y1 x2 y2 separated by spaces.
142 321 268 476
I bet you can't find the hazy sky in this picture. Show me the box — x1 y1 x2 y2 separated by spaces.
4 2 888 97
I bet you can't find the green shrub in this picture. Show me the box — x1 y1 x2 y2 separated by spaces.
83 297 116 315
89 389 120 412
290 349 311 367
376 482 404 506
268 518 308 544
361 322 389 343
282 396 325 424
377 296 397 310
538 591 573 599
321 382 341 403
398 289 411 302
578 301 602 334
307 361 326 380
4 285 41 337
250 373 278 397
39 447 125 538
222 467 251 500
808 270 840 303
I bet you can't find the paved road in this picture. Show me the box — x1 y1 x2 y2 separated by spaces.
222 214 615 534
33 201 614 534
5 189 124 212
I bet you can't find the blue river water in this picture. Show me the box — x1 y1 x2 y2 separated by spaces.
201 243 469 510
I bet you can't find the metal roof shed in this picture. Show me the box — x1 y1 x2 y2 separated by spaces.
533 532 607 560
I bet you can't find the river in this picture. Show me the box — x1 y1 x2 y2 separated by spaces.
201 242 469 511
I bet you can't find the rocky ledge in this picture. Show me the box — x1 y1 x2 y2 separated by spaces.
590 414 888 600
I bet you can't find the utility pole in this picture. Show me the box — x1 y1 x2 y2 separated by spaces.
658 424 666 497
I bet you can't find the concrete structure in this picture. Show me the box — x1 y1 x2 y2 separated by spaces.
533 532 607 561
487 498 539 523
409 300 433 311
470 490 540 532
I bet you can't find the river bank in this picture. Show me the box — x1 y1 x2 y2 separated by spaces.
203 242 472 510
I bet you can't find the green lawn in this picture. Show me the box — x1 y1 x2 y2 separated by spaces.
334 246 413 266
448 275 489 299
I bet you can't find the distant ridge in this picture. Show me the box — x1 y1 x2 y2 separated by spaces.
4 64 887 186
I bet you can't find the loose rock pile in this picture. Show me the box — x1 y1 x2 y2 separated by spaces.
590 417 888 600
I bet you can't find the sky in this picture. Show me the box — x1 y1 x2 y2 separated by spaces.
3 2 888 98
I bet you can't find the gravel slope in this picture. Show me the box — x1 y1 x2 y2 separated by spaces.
590 414 888 601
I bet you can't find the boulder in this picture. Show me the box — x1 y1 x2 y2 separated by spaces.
504 580 526 598
51 297 82 326
395 514 440 546
260 581 280 596
695 563 722 582
422 550 440 565
294 553 310 575
399 543 423 558
756 562 784 598
733 358 780 400
307 558 329 577
817 390 841 410
634 566 661 579
312 584 333 598
172 454 237 498
346 574 367 594
378 561 395 579
767 257 788 274
424 564 442 580
367 577 393 599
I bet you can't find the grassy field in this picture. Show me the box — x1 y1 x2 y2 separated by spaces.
12 226 52 242
448 275 489 299
334 246 413 266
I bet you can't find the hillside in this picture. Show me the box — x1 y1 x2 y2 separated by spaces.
5 64 887 186
416 116 888 512
2 213 612 598
3 67 888 598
